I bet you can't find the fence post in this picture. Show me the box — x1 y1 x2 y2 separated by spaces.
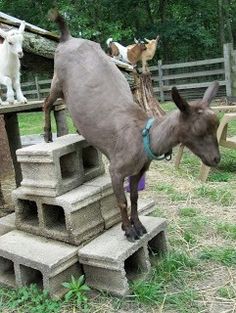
158 60 165 102
223 43 234 97
35 75 41 100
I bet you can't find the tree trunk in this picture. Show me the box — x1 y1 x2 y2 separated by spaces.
132 72 165 118
23 32 57 59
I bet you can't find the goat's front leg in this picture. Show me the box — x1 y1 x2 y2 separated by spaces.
0 75 14 104
110 167 139 242
13 75 27 103
129 169 147 237
43 95 54 142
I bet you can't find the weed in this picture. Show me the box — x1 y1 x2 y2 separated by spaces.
62 275 90 309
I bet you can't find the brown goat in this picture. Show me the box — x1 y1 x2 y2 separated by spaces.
106 37 146 65
128 35 159 72
44 11 221 242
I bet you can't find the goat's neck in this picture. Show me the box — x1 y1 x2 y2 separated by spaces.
149 110 180 156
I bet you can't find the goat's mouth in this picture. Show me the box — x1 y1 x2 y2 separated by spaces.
200 155 221 167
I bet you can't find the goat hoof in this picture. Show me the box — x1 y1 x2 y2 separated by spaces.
44 132 53 143
132 221 147 237
125 227 140 242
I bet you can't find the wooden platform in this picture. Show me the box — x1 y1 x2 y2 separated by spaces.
0 99 64 114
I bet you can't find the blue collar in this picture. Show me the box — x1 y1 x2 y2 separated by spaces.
142 118 172 161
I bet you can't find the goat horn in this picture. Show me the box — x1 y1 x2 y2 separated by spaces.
19 21 26 33
144 38 150 43
134 38 139 44
156 35 160 41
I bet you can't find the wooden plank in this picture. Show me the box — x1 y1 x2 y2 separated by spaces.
153 80 226 92
211 105 236 113
38 79 52 85
150 58 224 72
153 69 225 82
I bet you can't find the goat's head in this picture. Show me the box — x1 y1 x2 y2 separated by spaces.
134 38 147 51
172 81 221 167
144 35 160 46
0 21 25 58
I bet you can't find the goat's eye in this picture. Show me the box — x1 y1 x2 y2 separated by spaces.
9 42 13 45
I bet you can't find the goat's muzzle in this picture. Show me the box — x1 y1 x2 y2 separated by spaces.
18 51 24 58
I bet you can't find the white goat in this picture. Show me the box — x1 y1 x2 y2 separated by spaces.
0 21 27 105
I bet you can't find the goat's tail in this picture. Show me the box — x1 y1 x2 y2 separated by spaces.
48 8 71 42
106 37 113 47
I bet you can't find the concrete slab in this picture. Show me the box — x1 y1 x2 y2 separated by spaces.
0 213 16 237
17 134 104 197
78 216 167 296
0 230 81 298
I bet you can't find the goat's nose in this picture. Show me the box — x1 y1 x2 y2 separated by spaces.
18 51 23 58
213 155 221 165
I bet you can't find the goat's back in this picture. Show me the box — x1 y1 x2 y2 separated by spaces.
54 38 146 155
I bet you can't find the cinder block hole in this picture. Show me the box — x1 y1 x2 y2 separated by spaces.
0 257 15 285
18 199 39 226
60 151 77 179
43 204 66 232
125 248 147 280
20 265 43 289
148 231 167 258
82 146 99 173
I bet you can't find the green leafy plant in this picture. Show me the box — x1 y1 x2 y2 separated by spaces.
62 275 90 308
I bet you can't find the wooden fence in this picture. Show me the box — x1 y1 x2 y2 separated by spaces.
151 57 226 101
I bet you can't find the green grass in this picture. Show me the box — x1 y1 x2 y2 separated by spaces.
0 285 61 313
217 222 236 240
155 182 188 202
195 185 235 206
18 112 76 136
131 251 202 311
200 247 236 266
178 207 199 218
217 286 236 299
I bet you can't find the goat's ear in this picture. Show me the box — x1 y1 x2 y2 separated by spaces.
0 29 7 39
144 38 150 43
172 87 190 113
19 21 26 33
202 81 219 106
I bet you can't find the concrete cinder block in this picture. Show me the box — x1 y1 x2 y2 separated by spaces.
13 174 156 245
0 213 16 237
0 230 82 298
13 181 105 245
16 134 104 197
78 216 167 296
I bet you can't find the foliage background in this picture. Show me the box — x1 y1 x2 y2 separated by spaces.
0 0 235 63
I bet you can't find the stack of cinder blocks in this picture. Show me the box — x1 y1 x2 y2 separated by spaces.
0 134 167 297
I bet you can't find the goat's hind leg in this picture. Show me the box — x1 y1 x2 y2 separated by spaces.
43 76 62 142
110 167 139 242
129 169 147 237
